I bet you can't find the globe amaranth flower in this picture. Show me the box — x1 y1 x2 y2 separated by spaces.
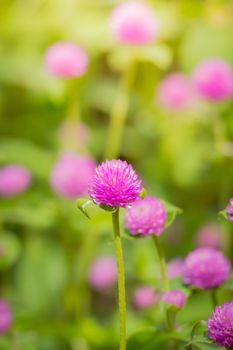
162 290 186 309
0 165 31 197
125 196 166 236
184 247 231 289
208 301 233 348
0 300 12 334
50 153 96 199
45 42 88 78
88 256 117 291
133 286 158 309
195 223 224 249
192 59 233 101
157 73 194 111
110 1 158 45
167 258 184 280
226 198 233 222
88 159 142 208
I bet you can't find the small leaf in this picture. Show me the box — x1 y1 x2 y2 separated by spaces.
162 201 182 229
139 187 147 200
218 210 228 221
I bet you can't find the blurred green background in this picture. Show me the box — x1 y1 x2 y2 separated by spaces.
0 0 233 349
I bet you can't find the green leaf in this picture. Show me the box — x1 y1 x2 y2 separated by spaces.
162 201 182 229
127 328 170 350
218 210 228 221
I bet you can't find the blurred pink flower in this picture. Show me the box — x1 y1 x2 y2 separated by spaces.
110 1 158 45
167 258 184 279
88 256 117 291
192 59 233 101
226 198 233 222
50 153 96 198
162 290 186 309
0 300 12 334
195 224 223 249
157 73 194 111
0 165 31 197
133 286 158 309
45 42 88 78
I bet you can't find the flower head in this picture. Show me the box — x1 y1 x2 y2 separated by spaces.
195 224 224 249
167 258 184 279
184 248 231 289
110 1 158 45
162 290 186 309
125 196 166 236
0 165 31 197
88 256 117 291
133 286 158 309
208 301 233 348
0 300 12 334
192 59 233 101
45 42 88 78
88 159 142 208
50 153 96 199
226 198 233 222
157 73 194 111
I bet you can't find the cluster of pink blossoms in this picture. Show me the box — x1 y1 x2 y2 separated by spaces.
0 300 12 334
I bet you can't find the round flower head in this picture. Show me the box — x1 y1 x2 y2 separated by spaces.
162 290 186 309
226 198 233 222
208 301 233 348
0 300 12 334
110 1 158 45
195 224 223 249
88 256 117 291
157 73 194 111
167 258 184 279
50 153 96 199
133 286 158 309
88 159 142 208
125 196 166 236
45 42 88 78
0 165 31 197
184 248 231 289
192 59 233 101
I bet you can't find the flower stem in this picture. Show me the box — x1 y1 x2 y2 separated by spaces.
112 209 126 350
152 236 169 291
210 289 218 308
104 62 136 160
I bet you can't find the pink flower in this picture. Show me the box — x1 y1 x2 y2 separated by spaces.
195 224 223 249
157 73 194 110
0 165 31 197
192 59 233 101
110 1 158 45
162 290 186 309
184 248 231 289
167 258 184 279
88 159 142 208
133 286 158 309
88 257 117 291
0 300 12 334
50 153 96 199
125 196 166 236
45 42 88 78
226 198 233 222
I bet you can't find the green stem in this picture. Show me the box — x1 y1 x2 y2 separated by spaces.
67 79 80 124
210 289 218 308
112 209 126 350
152 236 169 291
104 62 136 160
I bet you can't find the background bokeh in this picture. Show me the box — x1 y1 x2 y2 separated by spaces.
0 0 233 349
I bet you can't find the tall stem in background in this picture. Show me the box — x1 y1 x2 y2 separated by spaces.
104 62 136 160
112 209 126 350
152 236 169 291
